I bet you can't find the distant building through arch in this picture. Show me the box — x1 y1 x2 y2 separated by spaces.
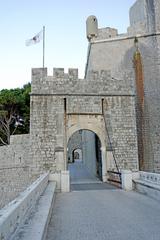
67 129 103 181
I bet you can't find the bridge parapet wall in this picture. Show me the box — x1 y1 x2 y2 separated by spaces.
139 171 160 184
134 171 160 201
0 173 49 240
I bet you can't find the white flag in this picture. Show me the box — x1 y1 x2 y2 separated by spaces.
25 30 43 46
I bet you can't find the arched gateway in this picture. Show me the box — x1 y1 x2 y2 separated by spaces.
30 68 138 190
67 129 103 181
67 115 107 181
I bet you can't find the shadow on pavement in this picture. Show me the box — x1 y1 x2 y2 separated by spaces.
71 182 119 191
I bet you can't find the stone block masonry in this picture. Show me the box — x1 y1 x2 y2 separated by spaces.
0 167 31 210
30 95 65 175
31 68 134 96
86 1 160 172
3 0 159 208
30 66 138 179
0 135 36 209
0 173 50 240
103 96 138 171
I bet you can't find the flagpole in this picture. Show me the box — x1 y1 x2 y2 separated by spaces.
43 26 45 68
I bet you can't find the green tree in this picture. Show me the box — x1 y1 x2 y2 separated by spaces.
0 83 31 145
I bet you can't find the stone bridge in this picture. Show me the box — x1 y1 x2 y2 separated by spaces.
1 168 160 240
1 0 160 239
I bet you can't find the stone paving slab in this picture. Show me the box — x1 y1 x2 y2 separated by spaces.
71 182 118 191
46 188 160 240
68 162 101 184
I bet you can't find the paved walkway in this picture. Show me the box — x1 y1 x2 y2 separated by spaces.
68 160 116 191
46 162 160 240
68 160 100 184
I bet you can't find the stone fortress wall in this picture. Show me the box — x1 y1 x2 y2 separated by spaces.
128 0 160 34
30 65 138 176
31 68 133 95
0 135 36 209
86 0 160 172
0 0 160 208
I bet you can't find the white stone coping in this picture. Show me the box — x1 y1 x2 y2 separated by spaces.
133 171 160 191
121 170 133 191
90 31 160 44
139 171 160 185
134 179 160 191
0 172 49 240
14 181 56 240
49 171 70 192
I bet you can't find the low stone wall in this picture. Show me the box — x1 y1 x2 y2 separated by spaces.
49 171 70 192
0 134 34 209
0 134 31 168
139 171 160 184
133 171 160 201
0 167 35 209
0 173 49 240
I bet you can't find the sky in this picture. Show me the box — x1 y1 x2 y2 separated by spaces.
0 0 136 90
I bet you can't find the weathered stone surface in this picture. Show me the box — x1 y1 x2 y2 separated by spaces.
46 187 160 240
0 135 35 209
30 64 138 176
85 0 160 172
1 0 160 209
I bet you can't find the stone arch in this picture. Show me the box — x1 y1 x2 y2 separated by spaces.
66 114 107 181
67 129 82 163
72 148 82 161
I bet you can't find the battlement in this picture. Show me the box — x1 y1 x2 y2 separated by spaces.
31 67 133 96
32 68 112 81
53 68 79 78
96 27 118 40
32 68 79 80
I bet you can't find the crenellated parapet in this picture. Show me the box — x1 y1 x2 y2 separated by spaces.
96 27 118 40
32 67 79 81
31 67 134 96
31 67 79 93
53 68 78 79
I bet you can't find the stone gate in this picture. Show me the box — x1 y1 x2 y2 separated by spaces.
30 67 138 183
1 0 160 201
